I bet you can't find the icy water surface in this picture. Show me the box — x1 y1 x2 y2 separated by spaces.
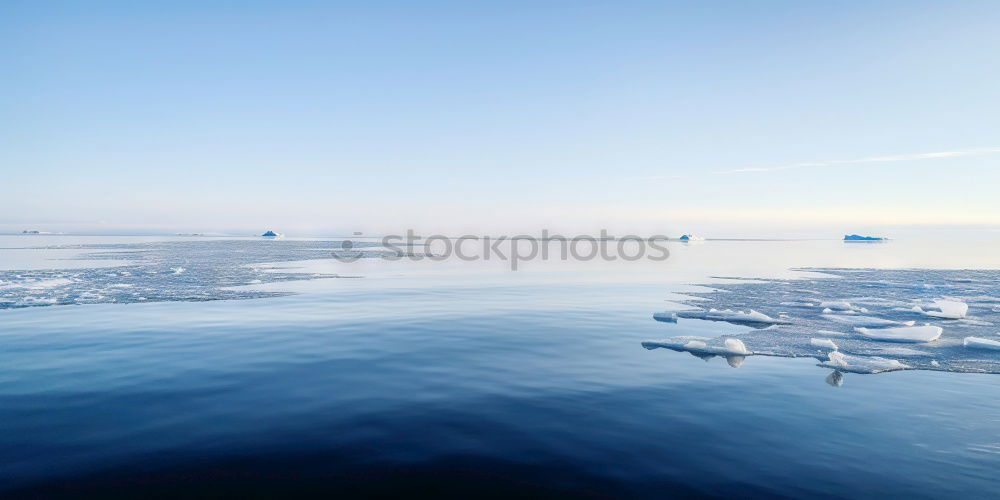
646 268 1000 374
0 238 396 308
1 236 999 497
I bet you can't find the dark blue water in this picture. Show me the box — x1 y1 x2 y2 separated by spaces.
1 238 998 497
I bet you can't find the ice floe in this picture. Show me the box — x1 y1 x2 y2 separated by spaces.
674 308 789 325
913 299 968 319
642 337 750 359
859 347 932 357
645 268 1000 376
963 337 1000 351
652 312 678 323
823 314 915 328
820 351 908 374
810 338 838 350
0 239 402 309
855 325 943 343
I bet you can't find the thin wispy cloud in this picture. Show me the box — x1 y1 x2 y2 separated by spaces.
713 146 1000 175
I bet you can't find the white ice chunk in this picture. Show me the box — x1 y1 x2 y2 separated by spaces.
652 311 678 323
864 347 932 357
724 338 750 355
855 325 943 343
820 351 909 374
816 329 849 337
675 308 789 324
915 299 968 319
642 337 752 356
819 301 854 311
823 314 915 328
684 340 707 350
810 338 838 350
963 337 1000 351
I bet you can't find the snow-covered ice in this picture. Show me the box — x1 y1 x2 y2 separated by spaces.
674 308 789 325
810 338 838 350
855 325 943 343
820 351 908 374
642 336 750 356
645 268 1000 375
823 314 915 328
0 239 401 309
914 299 968 319
963 337 1000 351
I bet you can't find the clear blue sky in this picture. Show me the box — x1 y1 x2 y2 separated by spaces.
3 1 999 236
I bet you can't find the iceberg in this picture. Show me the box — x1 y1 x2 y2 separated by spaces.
963 337 1000 351
675 308 790 325
261 230 283 237
855 325 943 343
843 234 887 241
820 351 908 374
678 234 705 241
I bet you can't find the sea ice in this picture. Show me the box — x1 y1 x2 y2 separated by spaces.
816 329 849 336
652 312 678 323
810 338 838 350
645 268 1000 375
963 337 1000 351
819 301 855 311
913 299 968 319
823 314 915 328
859 347 931 357
855 325 943 343
820 351 908 374
675 308 789 325
642 337 751 356
956 319 994 327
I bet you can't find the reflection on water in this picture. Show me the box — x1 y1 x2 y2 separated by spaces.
1 237 999 497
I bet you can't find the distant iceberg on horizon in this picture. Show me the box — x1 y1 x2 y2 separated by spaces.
261 230 283 237
679 234 705 241
843 234 887 241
